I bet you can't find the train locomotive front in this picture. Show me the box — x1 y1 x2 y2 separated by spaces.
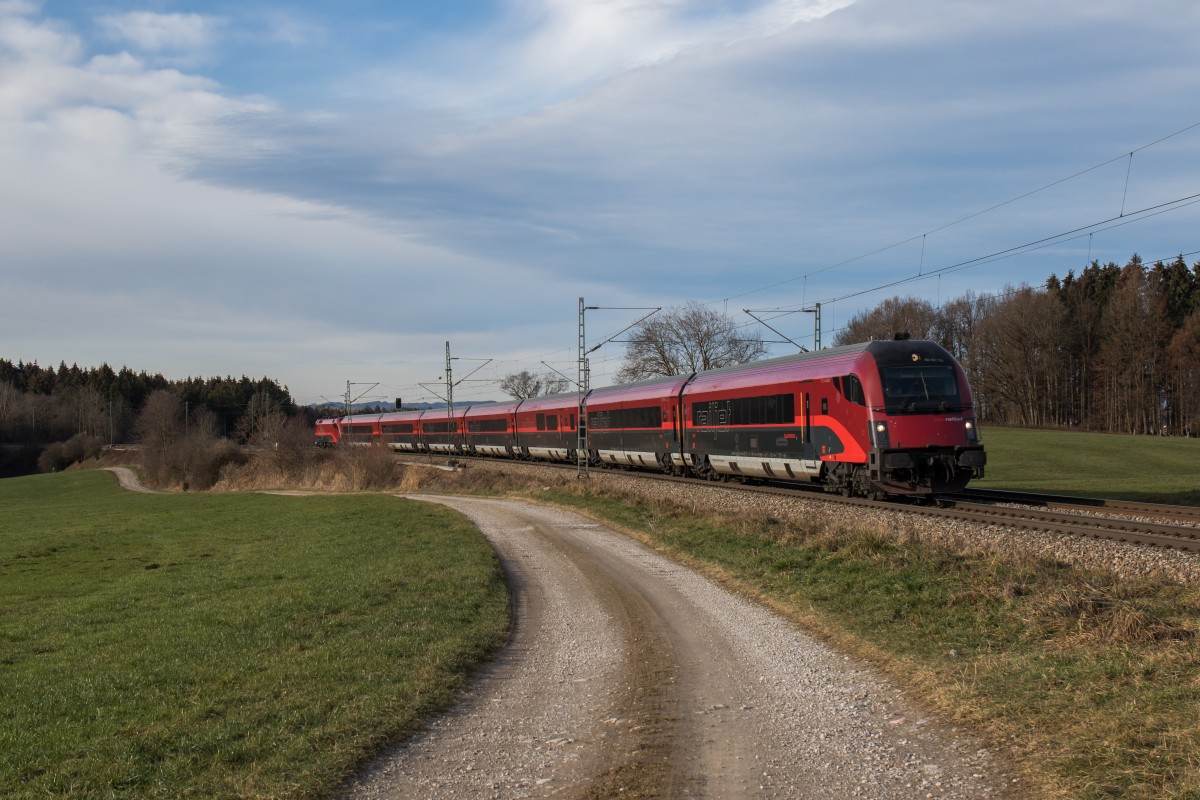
676 339 984 499
841 339 985 498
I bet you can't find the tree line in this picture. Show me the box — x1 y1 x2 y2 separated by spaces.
833 254 1200 435
0 359 296 445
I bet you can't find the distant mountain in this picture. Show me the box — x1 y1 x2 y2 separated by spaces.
311 400 497 415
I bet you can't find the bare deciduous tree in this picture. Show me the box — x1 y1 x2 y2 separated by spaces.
135 389 183 452
499 370 543 399
615 303 767 382
135 389 185 485
971 286 1066 427
236 391 287 447
499 370 571 399
542 374 570 395
833 296 940 347
0 381 20 439
1168 311 1200 436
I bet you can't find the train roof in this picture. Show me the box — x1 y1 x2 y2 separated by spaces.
463 400 521 417
587 373 691 404
683 340 957 391
684 342 871 390
689 340 956 378
377 409 428 423
691 341 872 377
514 392 579 412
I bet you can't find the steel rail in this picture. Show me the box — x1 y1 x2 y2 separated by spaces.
953 488 1200 525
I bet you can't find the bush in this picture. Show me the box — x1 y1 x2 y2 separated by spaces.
37 442 67 473
62 433 104 464
338 446 399 490
143 438 247 491
183 438 247 491
36 434 104 473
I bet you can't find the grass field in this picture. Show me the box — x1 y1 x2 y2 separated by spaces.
977 426 1200 504
0 471 509 800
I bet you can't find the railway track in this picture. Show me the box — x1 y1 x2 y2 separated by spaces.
402 453 1200 554
916 497 1200 553
953 487 1200 525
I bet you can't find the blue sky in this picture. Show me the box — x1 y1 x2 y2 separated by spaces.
3 0 1198 406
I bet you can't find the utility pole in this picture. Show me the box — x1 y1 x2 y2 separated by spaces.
343 381 381 426
576 298 661 479
577 297 588 478
445 341 454 446
418 343 492 455
803 303 822 351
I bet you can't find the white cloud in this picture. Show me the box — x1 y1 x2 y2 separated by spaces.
513 0 851 75
97 11 222 55
0 6 81 64
361 0 852 118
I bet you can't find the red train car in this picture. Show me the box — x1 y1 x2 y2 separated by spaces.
377 410 425 452
463 401 520 457
418 407 466 454
341 414 381 445
513 393 577 461
585 376 689 469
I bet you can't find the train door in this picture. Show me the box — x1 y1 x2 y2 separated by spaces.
803 389 811 447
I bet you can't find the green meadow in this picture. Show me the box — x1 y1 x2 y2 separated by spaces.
976 426 1200 504
0 471 508 800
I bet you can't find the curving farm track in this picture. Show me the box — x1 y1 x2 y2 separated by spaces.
341 496 1014 799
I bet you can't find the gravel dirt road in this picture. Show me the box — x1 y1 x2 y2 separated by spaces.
103 466 159 493
341 495 1014 799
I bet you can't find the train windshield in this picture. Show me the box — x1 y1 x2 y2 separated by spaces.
879 365 963 414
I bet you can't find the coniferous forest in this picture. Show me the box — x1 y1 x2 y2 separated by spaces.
0 360 294 446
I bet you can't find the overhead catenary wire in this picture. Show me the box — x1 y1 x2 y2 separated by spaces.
714 119 1200 307
740 191 1200 329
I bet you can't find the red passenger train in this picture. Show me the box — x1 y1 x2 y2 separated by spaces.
314 339 986 498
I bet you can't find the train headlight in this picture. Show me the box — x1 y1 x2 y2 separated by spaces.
871 421 890 449
965 420 978 442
